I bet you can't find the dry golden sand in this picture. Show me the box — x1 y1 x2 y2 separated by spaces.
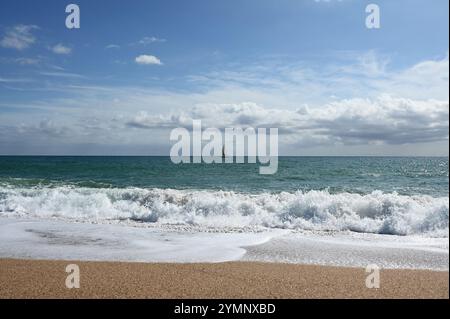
0 259 448 299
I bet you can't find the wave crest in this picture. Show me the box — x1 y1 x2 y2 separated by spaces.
0 187 448 237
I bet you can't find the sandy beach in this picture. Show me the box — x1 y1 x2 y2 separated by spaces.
0 259 448 299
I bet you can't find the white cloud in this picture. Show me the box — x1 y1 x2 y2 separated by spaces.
1 51 448 155
135 55 162 65
309 96 449 145
127 97 449 146
0 25 38 50
382 54 449 100
51 44 72 55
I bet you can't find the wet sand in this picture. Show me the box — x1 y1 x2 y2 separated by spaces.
0 259 448 299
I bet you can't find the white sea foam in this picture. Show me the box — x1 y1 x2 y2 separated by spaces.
0 186 448 237
0 218 279 263
242 231 449 270
0 218 447 269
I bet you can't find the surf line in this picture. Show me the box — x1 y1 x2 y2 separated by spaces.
170 120 278 174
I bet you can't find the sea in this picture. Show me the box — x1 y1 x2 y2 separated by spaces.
0 156 448 270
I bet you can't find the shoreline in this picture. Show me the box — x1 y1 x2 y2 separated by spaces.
2 217 448 270
1 259 448 299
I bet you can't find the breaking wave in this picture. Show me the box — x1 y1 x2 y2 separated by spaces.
0 186 448 237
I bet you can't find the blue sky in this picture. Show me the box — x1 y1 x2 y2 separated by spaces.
0 0 448 155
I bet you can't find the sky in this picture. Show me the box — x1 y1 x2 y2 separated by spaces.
0 0 448 156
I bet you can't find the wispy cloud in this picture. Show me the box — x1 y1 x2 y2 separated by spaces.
0 25 39 50
0 56 41 66
105 44 120 49
15 57 40 65
106 37 166 50
0 77 33 83
39 71 84 78
135 36 166 46
18 119 70 138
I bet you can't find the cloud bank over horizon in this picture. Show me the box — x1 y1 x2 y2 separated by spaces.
0 1 448 156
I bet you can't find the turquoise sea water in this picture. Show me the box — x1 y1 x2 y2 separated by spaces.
0 156 448 196
0 156 448 237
